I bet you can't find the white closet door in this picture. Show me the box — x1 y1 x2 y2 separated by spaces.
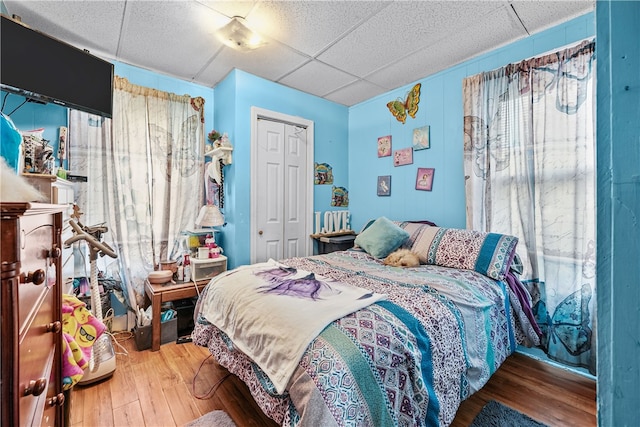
255 118 308 262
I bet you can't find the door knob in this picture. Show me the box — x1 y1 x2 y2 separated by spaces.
258 230 263 235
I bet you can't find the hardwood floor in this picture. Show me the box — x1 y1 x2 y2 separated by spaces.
70 333 596 426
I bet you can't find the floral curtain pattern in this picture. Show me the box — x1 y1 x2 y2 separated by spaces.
462 40 596 374
69 77 205 307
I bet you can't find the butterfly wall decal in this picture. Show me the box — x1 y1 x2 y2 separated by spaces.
387 83 421 124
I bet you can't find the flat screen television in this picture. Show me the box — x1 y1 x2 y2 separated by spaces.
1 14 113 118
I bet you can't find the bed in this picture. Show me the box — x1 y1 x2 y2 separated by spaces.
192 218 541 426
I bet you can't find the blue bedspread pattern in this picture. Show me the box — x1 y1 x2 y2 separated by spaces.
193 250 532 426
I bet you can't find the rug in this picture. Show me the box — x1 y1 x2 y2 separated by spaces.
184 410 236 427
470 400 548 427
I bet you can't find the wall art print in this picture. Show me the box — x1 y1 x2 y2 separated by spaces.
331 186 349 207
314 162 334 184
377 175 391 196
377 135 392 157
415 167 435 191
393 147 413 166
413 125 430 150
386 83 421 124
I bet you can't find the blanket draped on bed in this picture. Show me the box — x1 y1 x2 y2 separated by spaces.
194 250 540 426
199 259 386 394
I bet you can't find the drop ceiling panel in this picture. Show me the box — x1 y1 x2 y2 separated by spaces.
118 2 226 82
278 61 358 98
324 79 387 107
511 1 595 33
4 0 125 56
317 1 504 78
247 1 389 57
365 4 526 89
197 42 309 88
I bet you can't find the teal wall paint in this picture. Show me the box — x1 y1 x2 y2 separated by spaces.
213 69 349 269
596 1 640 425
347 13 595 232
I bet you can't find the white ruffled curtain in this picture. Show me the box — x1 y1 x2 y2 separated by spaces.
69 76 205 307
463 40 596 374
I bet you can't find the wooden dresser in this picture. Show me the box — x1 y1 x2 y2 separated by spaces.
1 203 65 427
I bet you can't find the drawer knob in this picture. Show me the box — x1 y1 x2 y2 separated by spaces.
48 392 65 407
48 247 62 258
24 378 47 396
46 321 62 334
22 269 46 285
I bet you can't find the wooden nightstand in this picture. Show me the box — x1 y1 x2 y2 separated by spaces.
144 255 227 351
311 232 357 255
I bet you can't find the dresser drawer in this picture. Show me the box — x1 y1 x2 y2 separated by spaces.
19 213 57 332
19 288 56 427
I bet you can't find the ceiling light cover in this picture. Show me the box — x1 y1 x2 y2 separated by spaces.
217 16 266 52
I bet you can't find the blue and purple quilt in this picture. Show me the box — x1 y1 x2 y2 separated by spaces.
193 250 539 426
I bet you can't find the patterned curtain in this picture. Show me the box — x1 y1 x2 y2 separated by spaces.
462 40 596 374
69 76 205 308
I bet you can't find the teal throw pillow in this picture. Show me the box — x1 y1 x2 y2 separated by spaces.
354 216 410 258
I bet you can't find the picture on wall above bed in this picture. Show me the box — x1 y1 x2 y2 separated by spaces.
377 135 392 157
377 175 391 196
416 167 435 191
413 125 430 150
393 147 413 166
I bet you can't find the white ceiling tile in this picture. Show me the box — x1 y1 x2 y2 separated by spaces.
325 80 387 107
4 0 125 56
197 42 309 87
317 1 504 78
278 61 358 98
365 4 526 89
246 1 388 57
511 1 595 34
119 1 225 83
197 0 258 20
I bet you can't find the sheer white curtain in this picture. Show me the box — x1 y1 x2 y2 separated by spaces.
69 76 205 307
463 40 596 373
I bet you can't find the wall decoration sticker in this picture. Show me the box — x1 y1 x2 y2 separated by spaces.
331 186 349 207
377 175 391 196
377 135 392 157
387 83 421 124
416 167 435 191
314 162 334 184
413 125 430 150
393 147 413 166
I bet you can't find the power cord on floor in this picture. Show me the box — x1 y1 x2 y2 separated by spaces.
191 354 232 400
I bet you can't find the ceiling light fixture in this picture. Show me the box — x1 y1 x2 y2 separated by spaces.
217 16 266 52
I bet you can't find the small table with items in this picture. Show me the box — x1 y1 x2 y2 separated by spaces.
311 231 357 255
144 255 227 351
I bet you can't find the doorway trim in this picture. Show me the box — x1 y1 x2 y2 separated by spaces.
250 106 314 263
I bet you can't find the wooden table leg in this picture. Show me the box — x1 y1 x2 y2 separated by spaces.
151 290 161 351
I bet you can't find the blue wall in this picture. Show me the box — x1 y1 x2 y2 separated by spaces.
348 13 595 232
2 94 68 169
595 1 640 425
214 69 349 269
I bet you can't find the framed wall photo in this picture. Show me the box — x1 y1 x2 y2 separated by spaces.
377 135 392 157
377 175 391 196
393 147 413 166
413 125 430 150
415 167 435 191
